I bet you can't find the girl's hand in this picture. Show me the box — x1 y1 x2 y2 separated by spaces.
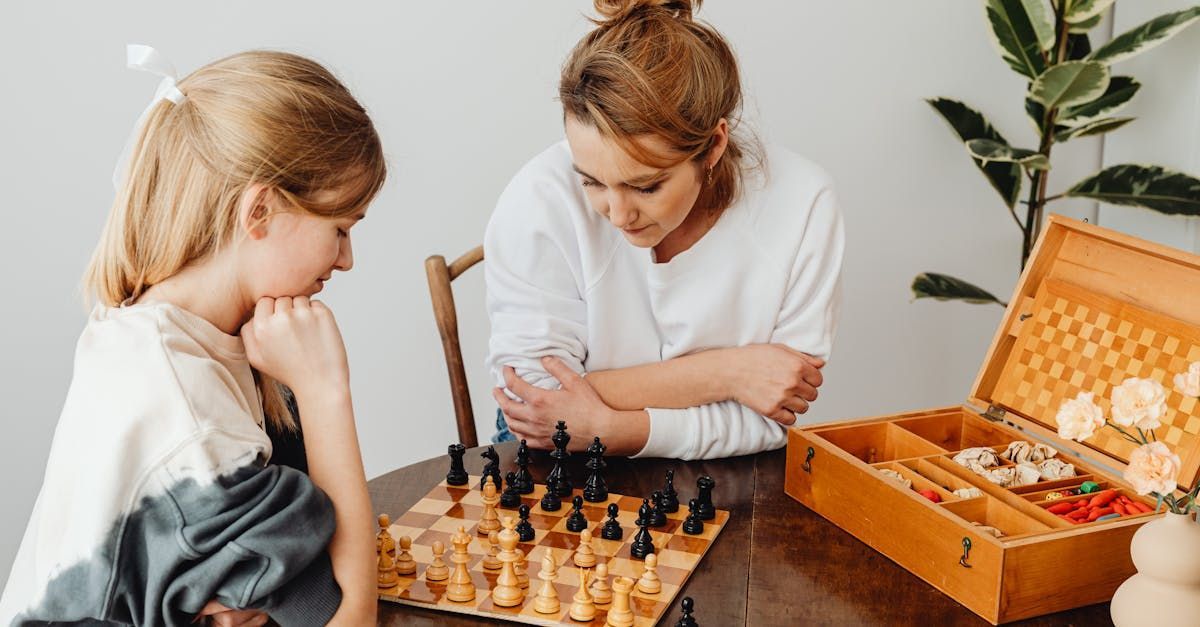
241 296 350 397
492 357 613 449
195 601 267 627
726 344 825 426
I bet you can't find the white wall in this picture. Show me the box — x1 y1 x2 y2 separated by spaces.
0 1 1193 590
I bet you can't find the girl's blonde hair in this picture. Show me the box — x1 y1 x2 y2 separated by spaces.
85 50 387 431
560 0 760 216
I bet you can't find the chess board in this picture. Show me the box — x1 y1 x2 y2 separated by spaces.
994 278 1200 479
378 475 728 625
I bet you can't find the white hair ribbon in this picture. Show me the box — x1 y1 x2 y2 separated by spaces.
112 44 186 190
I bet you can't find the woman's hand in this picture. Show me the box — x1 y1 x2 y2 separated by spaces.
725 344 825 426
241 296 350 397
492 356 614 450
194 601 267 627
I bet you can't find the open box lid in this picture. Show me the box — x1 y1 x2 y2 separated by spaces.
970 215 1200 492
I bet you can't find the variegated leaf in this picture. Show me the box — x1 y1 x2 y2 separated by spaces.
1029 61 1110 109
966 139 1051 171
1054 117 1134 143
927 98 1022 208
912 273 1006 306
1059 76 1140 126
1066 165 1200 215
1023 0 1056 51
1089 7 1200 65
1069 12 1104 33
1064 0 1115 24
985 0 1050 78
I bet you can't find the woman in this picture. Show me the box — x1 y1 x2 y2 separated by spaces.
485 0 844 459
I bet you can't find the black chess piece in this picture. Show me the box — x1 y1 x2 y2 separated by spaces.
630 499 655 559
682 498 704 535
661 469 679 513
500 471 522 508
546 421 572 497
539 487 562 512
516 504 535 542
514 439 535 494
446 443 468 486
696 474 716 520
675 597 697 627
566 495 588 532
601 502 623 540
582 436 608 502
480 446 502 490
649 491 667 527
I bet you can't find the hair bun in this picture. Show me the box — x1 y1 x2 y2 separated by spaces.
593 0 698 23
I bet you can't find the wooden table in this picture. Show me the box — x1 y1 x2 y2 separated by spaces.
369 442 1114 626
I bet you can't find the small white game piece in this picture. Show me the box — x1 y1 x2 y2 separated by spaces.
534 550 561 614
590 561 612 605
569 568 596 622
574 526 597 568
636 553 662 594
425 540 449 582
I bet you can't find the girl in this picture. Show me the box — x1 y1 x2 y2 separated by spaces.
486 0 845 459
1 48 386 625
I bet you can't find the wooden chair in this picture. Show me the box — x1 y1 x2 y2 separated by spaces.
425 245 485 448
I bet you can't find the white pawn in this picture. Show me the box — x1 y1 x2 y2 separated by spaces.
534 550 561 614
590 561 613 605
636 553 661 594
574 525 597 568
478 476 501 536
425 540 449 582
481 530 501 571
395 535 416 576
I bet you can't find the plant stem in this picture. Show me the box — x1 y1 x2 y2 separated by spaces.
1021 4 1072 268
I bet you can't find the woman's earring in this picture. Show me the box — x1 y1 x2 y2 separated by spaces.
705 166 714 186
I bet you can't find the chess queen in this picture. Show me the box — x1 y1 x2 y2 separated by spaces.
486 0 843 459
1 47 386 625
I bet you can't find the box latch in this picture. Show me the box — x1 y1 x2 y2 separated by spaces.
981 405 1006 423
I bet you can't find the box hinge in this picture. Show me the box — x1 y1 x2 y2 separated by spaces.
981 405 1007 422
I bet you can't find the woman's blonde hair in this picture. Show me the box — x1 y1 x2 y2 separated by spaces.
85 50 387 431
560 0 760 215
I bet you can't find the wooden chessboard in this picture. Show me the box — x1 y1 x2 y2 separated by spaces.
994 278 1200 477
378 475 728 625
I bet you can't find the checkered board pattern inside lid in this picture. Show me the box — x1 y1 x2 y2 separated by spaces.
992 278 1200 485
378 475 728 626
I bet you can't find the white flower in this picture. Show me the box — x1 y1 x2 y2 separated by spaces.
1174 362 1200 397
1124 441 1182 496
1111 378 1167 430
1055 392 1105 441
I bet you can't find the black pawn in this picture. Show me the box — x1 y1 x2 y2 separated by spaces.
546 421 572 497
650 491 667 527
661 469 680 513
601 502 623 540
682 498 704 535
583 436 608 502
566 495 588 532
696 474 716 520
514 439 535 494
479 446 502 490
540 488 561 512
446 443 468 486
516 504 535 542
675 597 697 627
500 471 522 508
630 500 655 559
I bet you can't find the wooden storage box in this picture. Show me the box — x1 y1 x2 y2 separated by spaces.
785 215 1200 624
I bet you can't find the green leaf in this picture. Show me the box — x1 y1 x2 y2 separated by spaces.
927 98 1022 208
1059 76 1140 126
1064 0 1114 24
1023 0 1057 51
1069 12 1104 33
1089 7 1200 65
985 0 1050 78
966 139 1051 171
1066 165 1200 215
1029 61 1110 109
1064 33 1092 60
1054 117 1134 142
1025 97 1046 134
912 273 1007 306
